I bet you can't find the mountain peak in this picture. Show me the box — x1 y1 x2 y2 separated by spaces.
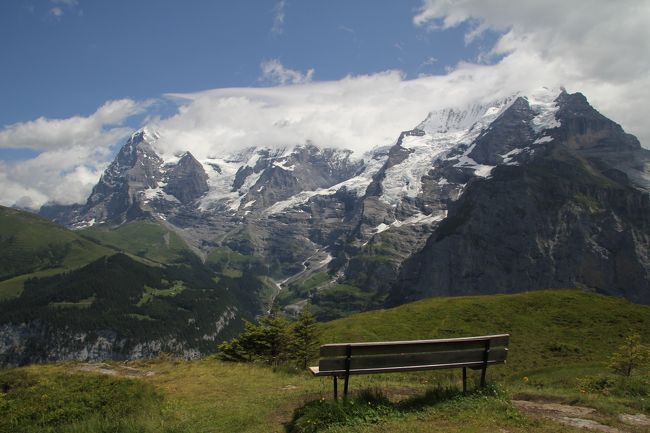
130 126 160 144
416 95 518 135
164 151 209 204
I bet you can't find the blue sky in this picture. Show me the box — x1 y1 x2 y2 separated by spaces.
1 0 648 208
0 0 496 126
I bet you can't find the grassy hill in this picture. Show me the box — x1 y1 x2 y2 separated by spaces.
319 289 650 375
79 220 193 264
1 289 649 433
0 206 114 299
0 252 256 365
0 209 269 365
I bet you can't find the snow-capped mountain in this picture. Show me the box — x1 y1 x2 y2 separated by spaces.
41 88 650 311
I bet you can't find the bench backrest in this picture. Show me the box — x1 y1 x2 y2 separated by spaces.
318 334 509 375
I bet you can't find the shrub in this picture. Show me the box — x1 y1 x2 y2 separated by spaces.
609 334 650 377
217 308 320 367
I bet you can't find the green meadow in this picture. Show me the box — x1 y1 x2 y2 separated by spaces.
1 289 649 433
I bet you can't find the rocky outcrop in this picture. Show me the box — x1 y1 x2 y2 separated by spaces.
41 129 164 227
468 97 536 165
0 305 239 367
0 322 202 366
391 92 650 305
391 156 650 304
164 152 209 203
553 92 650 192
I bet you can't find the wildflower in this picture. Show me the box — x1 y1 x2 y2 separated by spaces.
522 376 529 383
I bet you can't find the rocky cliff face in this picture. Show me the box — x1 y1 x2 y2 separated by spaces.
164 152 209 204
38 89 650 313
0 322 203 366
391 91 650 305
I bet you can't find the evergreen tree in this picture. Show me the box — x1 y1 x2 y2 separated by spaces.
216 307 320 368
217 320 266 362
289 307 320 369
258 311 291 365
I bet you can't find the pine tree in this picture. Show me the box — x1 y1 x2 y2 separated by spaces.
238 320 271 361
258 311 291 366
217 320 267 362
289 307 320 369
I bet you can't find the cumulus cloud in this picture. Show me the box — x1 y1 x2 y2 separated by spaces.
0 99 151 151
3 1 649 209
0 99 150 209
0 146 111 209
413 0 650 145
259 59 314 85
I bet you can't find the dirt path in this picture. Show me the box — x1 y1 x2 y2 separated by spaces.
513 397 650 433
72 362 156 378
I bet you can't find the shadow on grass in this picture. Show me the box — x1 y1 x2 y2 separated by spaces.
286 384 507 433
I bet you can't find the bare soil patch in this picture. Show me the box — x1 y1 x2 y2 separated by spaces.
72 362 156 378
513 398 626 433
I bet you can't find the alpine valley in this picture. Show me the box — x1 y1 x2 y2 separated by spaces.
2 88 649 366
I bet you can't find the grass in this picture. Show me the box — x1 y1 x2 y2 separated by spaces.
222 267 244 278
0 360 607 433
277 272 330 306
258 276 282 308
319 289 650 374
0 268 67 300
0 206 113 296
310 284 384 321
49 296 96 309
2 289 650 432
286 385 589 433
79 221 191 264
0 365 172 433
206 246 261 269
137 281 187 306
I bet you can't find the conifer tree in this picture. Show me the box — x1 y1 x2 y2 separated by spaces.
289 307 319 368
258 309 291 365
216 307 320 367
217 320 267 362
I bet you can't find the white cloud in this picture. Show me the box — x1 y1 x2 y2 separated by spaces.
413 0 650 146
48 0 80 18
0 146 110 209
152 63 563 162
271 0 286 35
3 1 650 209
49 7 64 18
0 99 150 209
259 59 314 85
0 99 151 151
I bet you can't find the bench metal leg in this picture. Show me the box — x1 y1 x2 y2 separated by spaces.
462 367 467 392
333 376 338 400
343 345 352 399
480 340 491 387
480 365 487 387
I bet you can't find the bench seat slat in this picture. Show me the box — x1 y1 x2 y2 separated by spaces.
319 334 509 357
310 359 506 377
318 347 507 372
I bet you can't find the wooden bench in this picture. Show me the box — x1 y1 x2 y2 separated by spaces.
308 334 509 399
